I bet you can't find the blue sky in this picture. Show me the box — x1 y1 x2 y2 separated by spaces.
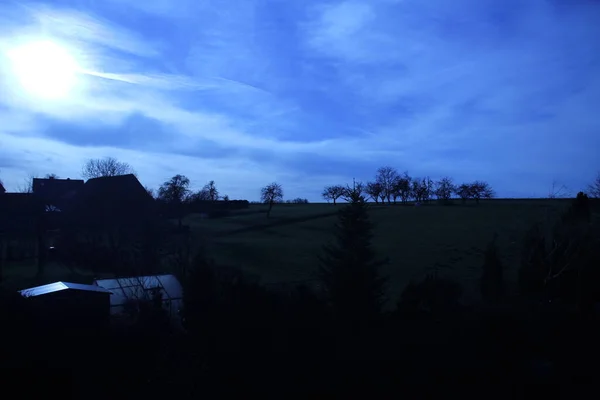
0 0 599 200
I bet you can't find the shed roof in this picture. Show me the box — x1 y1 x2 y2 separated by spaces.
19 281 112 297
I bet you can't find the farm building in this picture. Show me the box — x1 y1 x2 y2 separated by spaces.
32 177 84 212
94 274 183 325
19 281 112 329
0 193 44 267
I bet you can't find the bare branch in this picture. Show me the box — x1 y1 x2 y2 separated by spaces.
82 157 136 179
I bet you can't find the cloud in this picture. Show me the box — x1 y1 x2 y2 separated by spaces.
0 0 599 199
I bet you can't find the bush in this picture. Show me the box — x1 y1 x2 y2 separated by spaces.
396 273 463 319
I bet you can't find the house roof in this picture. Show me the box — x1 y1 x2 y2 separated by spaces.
32 178 84 204
67 174 155 225
19 281 112 297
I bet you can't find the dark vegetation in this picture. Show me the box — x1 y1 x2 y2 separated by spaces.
1 161 600 394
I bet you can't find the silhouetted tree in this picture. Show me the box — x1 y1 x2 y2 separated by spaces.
587 172 600 198
375 166 399 203
202 180 219 201
288 198 309 204
341 180 365 203
158 174 191 228
455 183 471 204
144 186 155 199
519 193 597 311
16 173 37 193
44 173 59 179
261 182 283 217
319 187 387 326
469 181 495 204
82 157 136 179
365 182 383 204
435 177 455 203
411 178 431 203
395 172 412 204
322 185 345 205
480 233 504 303
423 177 434 203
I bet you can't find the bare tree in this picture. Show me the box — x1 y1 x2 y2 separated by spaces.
342 179 365 203
190 188 210 202
44 173 59 179
395 172 412 204
435 176 455 203
411 178 429 203
375 166 399 203
17 173 37 193
202 180 219 201
82 157 136 179
158 175 191 228
261 182 283 217
423 177 434 203
322 185 345 205
587 173 600 198
455 183 471 204
365 182 384 203
469 181 495 204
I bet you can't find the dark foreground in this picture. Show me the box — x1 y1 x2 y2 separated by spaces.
2 285 600 396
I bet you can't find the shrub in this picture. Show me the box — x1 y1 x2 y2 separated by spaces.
396 273 463 319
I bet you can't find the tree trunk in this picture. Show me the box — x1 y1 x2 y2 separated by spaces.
267 201 273 217
333 198 337 205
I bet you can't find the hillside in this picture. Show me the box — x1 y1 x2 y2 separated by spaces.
187 199 573 304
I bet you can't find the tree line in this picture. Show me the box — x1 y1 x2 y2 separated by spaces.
323 166 495 205
4 157 599 206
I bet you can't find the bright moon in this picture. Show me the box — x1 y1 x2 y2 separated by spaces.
7 40 79 100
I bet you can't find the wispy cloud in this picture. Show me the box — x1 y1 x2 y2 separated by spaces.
0 0 598 199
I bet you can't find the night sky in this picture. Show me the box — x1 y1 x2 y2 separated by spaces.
1 0 599 200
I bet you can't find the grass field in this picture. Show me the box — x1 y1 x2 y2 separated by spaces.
3 198 587 306
188 199 576 305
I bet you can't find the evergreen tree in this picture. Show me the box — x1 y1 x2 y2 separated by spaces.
319 186 388 325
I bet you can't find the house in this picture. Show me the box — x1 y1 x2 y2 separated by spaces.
32 177 84 212
19 281 112 329
94 274 183 327
0 193 44 267
66 174 155 229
